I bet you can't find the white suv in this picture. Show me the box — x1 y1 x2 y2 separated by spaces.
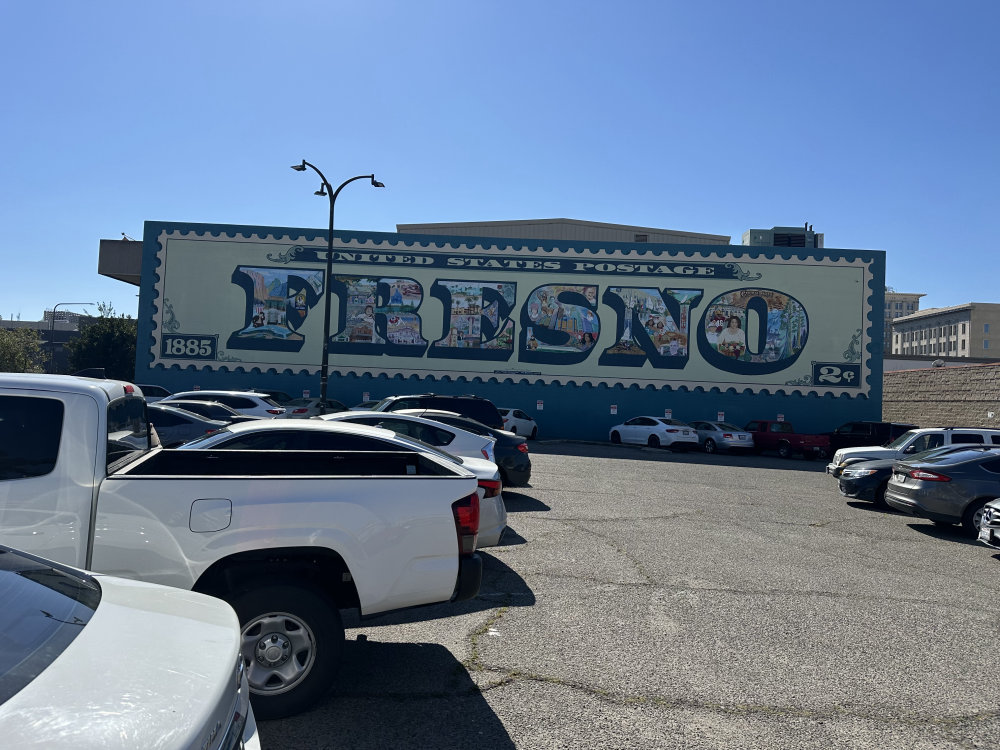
827 427 1000 477
162 390 286 417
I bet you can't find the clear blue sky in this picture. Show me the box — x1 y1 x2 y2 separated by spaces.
1 1 995 321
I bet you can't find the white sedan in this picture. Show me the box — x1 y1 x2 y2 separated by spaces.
179 420 507 548
0 545 258 750
499 408 538 438
608 416 699 450
320 410 496 462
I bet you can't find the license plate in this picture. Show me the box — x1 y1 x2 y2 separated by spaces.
894 473 905 483
682 430 690 436
739 435 747 440
980 526 992 543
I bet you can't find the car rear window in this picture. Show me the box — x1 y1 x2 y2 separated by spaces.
0 396 64 480
0 548 100 705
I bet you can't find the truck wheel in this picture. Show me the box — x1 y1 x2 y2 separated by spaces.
962 499 989 536
230 584 344 720
703 439 717 454
777 441 792 459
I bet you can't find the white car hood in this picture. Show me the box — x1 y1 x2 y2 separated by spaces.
837 446 898 462
0 575 248 749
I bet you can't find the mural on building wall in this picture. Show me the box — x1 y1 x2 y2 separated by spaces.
142 223 881 395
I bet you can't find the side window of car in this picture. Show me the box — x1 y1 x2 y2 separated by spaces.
222 431 304 450
770 423 783 433
980 459 1000 474
625 418 640 426
305 433 391 451
911 434 944 452
951 433 985 444
992 436 1000 445
376 419 419 439
416 425 454 446
151 412 183 427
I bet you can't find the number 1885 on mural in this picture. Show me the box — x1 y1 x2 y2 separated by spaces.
161 334 219 360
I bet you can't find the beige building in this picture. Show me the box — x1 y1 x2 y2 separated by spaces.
891 303 1000 358
883 290 924 354
396 218 730 245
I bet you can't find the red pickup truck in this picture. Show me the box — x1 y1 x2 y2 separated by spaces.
744 419 830 459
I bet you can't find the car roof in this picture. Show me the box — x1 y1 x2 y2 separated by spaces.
169 390 269 398
213 419 397 439
322 410 490 439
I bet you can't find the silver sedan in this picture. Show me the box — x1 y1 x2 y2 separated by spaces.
688 420 755 454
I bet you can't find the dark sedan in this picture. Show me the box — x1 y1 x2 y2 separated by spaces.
146 403 229 447
838 445 975 507
884 446 1000 534
397 408 531 486
162 399 264 425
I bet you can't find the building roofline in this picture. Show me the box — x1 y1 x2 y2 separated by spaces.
396 218 731 242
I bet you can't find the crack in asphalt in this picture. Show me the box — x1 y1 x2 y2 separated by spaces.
457 602 1000 735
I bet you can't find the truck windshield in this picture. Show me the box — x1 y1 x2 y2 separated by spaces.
106 395 153 471
885 430 918 450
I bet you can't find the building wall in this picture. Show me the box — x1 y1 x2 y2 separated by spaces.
883 291 923 354
883 362 1000 428
136 221 885 440
892 303 1000 358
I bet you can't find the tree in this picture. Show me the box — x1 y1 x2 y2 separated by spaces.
0 328 45 373
66 303 137 380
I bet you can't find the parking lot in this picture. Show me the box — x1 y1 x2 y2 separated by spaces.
258 442 1000 749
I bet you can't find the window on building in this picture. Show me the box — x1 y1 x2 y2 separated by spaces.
962 322 967 334
907 303 914 310
961 339 966 350
895 302 902 310
986 323 991 334
986 340 991 350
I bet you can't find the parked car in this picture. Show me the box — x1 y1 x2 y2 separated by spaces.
609 416 699 450
0 545 258 749
398 409 532 486
499 408 538 439
136 383 171 403
827 420 919 453
827 426 1000 478
281 397 348 419
976 498 1000 549
744 419 830 459
160 398 264 425
147 403 229 447
688 420 754 454
180 419 507 548
837 445 974 507
320 411 496 462
372 393 504 430
162 390 286 417
250 388 296 405
884 446 1000 534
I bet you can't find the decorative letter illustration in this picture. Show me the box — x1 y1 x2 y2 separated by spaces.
429 280 516 361
519 284 600 365
226 266 324 352
598 287 703 369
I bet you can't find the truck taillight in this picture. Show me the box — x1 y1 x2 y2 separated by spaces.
451 493 479 555
909 469 951 482
517 443 529 454
478 479 502 498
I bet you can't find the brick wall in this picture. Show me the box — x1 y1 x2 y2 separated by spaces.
883 362 1000 428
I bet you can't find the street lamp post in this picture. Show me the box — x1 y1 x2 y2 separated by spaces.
291 160 384 413
48 302 94 374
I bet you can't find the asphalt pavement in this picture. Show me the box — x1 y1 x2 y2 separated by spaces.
258 442 1000 749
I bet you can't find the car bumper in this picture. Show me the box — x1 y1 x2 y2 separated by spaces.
826 462 843 477
884 486 962 524
838 477 880 501
452 553 483 602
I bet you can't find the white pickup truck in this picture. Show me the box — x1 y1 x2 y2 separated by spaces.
0 374 483 719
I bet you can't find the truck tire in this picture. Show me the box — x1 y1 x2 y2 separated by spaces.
777 441 792 459
229 584 344 720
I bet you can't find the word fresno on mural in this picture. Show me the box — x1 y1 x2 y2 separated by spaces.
146 224 881 393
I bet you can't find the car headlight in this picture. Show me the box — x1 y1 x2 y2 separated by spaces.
842 468 876 478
